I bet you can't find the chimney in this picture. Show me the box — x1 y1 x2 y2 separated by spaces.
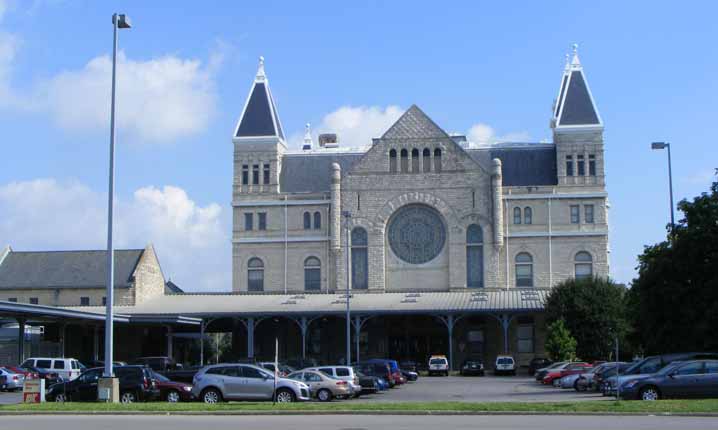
319 133 339 148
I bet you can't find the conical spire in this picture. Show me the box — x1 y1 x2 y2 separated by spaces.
234 56 286 142
552 44 602 129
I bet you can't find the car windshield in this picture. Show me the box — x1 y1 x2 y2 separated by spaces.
656 362 684 376
430 359 446 365
498 358 513 364
152 371 170 382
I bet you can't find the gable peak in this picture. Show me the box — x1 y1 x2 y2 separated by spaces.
381 104 449 140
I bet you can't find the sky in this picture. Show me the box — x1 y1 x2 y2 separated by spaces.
0 0 716 291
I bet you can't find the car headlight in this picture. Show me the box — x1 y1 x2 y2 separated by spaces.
183 386 192 391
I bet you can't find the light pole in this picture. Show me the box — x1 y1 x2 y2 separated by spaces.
651 142 675 238
342 210 352 365
104 12 131 381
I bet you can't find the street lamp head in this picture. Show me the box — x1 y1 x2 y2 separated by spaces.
651 142 668 150
113 13 132 29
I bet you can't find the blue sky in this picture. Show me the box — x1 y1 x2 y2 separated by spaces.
0 0 716 290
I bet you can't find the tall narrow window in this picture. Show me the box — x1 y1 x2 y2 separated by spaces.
589 154 596 176
252 164 259 185
433 148 442 172
242 164 249 185
423 148 431 172
351 227 368 290
400 149 409 172
263 163 270 184
303 212 311 230
585 205 595 224
313 211 321 229
570 205 580 224
566 155 574 176
357 194 361 211
574 251 593 279
258 212 267 230
515 253 534 287
304 257 321 291
513 207 522 224
389 149 397 173
577 154 585 176
247 258 264 292
524 207 532 225
466 224 484 288
244 213 254 231
411 148 420 173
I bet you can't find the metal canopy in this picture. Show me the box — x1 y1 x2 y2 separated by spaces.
0 300 130 323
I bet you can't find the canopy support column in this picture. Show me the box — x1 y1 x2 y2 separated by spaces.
16 318 25 364
435 314 463 371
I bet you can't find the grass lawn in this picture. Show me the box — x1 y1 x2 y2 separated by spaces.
1 399 718 414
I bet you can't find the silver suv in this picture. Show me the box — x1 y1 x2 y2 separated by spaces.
192 363 310 403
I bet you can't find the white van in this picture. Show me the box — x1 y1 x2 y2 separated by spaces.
20 357 83 381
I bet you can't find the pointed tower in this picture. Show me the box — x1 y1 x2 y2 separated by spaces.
233 56 286 196
551 45 605 187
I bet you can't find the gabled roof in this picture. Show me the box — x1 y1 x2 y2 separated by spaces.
381 104 450 140
553 47 602 129
234 57 285 141
0 249 144 290
279 152 364 193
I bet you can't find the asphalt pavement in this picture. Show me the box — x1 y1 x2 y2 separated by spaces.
3 414 718 430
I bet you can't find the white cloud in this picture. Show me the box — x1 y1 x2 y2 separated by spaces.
35 51 218 143
467 122 531 145
0 179 230 291
683 168 717 185
292 105 403 148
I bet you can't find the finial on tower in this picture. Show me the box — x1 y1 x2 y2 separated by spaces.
256 56 266 81
570 43 581 67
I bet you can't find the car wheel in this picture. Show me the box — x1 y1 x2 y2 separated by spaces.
640 386 660 401
120 391 137 404
275 388 296 403
317 388 332 402
166 390 181 403
54 393 67 403
202 388 222 404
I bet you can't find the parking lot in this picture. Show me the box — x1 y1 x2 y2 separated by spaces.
0 374 607 404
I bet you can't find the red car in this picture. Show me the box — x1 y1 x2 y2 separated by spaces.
151 371 194 402
542 362 592 386
5 366 38 379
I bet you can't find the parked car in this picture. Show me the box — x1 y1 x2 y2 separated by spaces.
20 366 63 386
528 358 552 376
494 355 517 376
258 362 295 377
46 365 159 403
150 370 194 402
20 357 83 381
192 363 310 403
306 366 362 397
619 360 718 400
0 367 25 391
399 360 418 372
603 352 718 396
355 361 395 387
535 361 568 381
459 359 485 376
365 359 405 385
428 355 449 376
288 369 352 401
401 369 419 381
576 362 629 392
355 370 381 393
543 362 591 386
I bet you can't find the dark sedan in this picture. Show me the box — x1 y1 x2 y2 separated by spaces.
528 358 552 376
151 371 194 402
460 360 485 376
619 360 718 400
355 371 380 394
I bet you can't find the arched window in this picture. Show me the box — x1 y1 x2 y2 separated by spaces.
513 207 522 224
247 258 264 292
515 252 533 288
303 212 311 230
524 207 532 225
400 149 409 173
389 149 397 173
313 211 321 229
466 224 484 288
423 148 431 172
351 227 368 290
411 148 420 173
574 251 593 279
304 257 321 291
433 148 442 172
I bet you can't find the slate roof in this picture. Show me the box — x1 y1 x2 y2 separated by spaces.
466 145 558 187
79 289 549 317
165 280 184 294
554 52 602 128
279 152 364 194
0 249 144 290
235 59 285 139
381 104 450 139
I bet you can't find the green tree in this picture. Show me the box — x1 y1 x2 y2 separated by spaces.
628 172 718 353
545 320 577 361
545 277 630 360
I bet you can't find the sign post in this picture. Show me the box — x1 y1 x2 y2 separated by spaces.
22 379 45 403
